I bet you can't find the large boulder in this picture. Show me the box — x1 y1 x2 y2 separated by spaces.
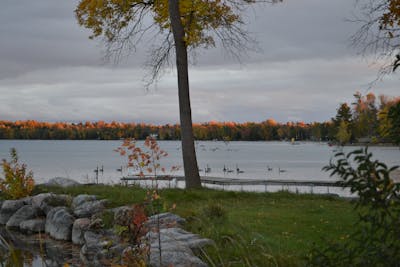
72 218 91 245
6 205 40 229
32 193 71 214
149 247 207 267
45 207 75 241
19 218 46 233
72 194 97 209
80 231 104 266
80 230 123 267
0 199 25 225
148 227 214 251
45 177 80 188
146 212 186 230
147 227 213 267
74 200 108 218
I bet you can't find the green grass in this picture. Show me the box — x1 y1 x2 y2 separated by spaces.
33 185 357 266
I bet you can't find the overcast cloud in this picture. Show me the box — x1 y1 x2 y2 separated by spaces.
0 0 398 124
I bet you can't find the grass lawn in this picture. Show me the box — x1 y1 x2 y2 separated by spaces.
34 185 357 266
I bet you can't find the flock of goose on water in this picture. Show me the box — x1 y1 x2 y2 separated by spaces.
114 143 289 176
199 164 287 175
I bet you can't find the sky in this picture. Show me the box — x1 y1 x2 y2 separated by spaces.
0 0 399 124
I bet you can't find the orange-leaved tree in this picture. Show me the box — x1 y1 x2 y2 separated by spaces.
75 0 281 188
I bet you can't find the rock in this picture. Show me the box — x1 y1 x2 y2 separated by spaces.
20 196 33 205
6 205 40 229
19 218 46 233
72 194 97 209
80 231 103 266
146 212 186 230
31 193 53 208
45 207 75 241
149 249 208 267
88 218 103 230
74 199 107 218
113 206 134 226
0 199 25 225
80 230 123 267
45 177 80 187
148 227 214 250
32 193 72 214
147 227 213 267
72 218 91 245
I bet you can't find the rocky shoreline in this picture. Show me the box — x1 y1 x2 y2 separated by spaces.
0 178 213 266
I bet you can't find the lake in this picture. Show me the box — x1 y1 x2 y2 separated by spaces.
0 140 399 187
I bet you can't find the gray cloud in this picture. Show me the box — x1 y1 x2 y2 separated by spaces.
0 0 398 124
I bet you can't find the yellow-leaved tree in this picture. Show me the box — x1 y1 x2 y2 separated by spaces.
75 0 280 188
0 148 34 199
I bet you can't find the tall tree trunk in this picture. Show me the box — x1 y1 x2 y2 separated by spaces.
168 0 201 188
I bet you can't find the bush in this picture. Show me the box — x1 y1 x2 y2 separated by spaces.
307 147 400 266
0 148 35 199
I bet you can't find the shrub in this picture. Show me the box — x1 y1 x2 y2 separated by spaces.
0 148 35 199
307 147 400 266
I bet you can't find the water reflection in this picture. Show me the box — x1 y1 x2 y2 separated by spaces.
0 228 81 267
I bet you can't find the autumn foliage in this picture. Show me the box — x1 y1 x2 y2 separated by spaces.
0 119 330 141
0 148 35 199
115 136 169 177
1 93 399 143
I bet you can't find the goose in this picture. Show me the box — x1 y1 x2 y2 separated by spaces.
278 168 287 173
205 164 211 173
236 164 244 174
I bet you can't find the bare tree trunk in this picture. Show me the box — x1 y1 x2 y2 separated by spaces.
168 0 201 189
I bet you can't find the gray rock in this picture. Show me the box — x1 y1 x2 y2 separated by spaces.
6 205 40 229
45 207 74 241
19 218 46 233
72 218 91 245
0 199 25 225
80 230 124 266
72 194 97 209
45 177 80 187
20 196 33 205
148 227 214 250
74 199 107 218
32 193 72 214
80 231 103 266
31 193 53 208
149 248 208 267
113 206 134 226
146 212 186 230
147 227 213 267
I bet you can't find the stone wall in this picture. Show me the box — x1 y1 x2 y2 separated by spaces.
0 191 213 267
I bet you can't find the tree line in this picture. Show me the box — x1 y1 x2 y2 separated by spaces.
0 119 332 141
333 92 400 145
0 92 398 143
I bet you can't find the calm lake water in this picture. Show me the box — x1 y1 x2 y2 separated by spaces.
0 140 399 186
